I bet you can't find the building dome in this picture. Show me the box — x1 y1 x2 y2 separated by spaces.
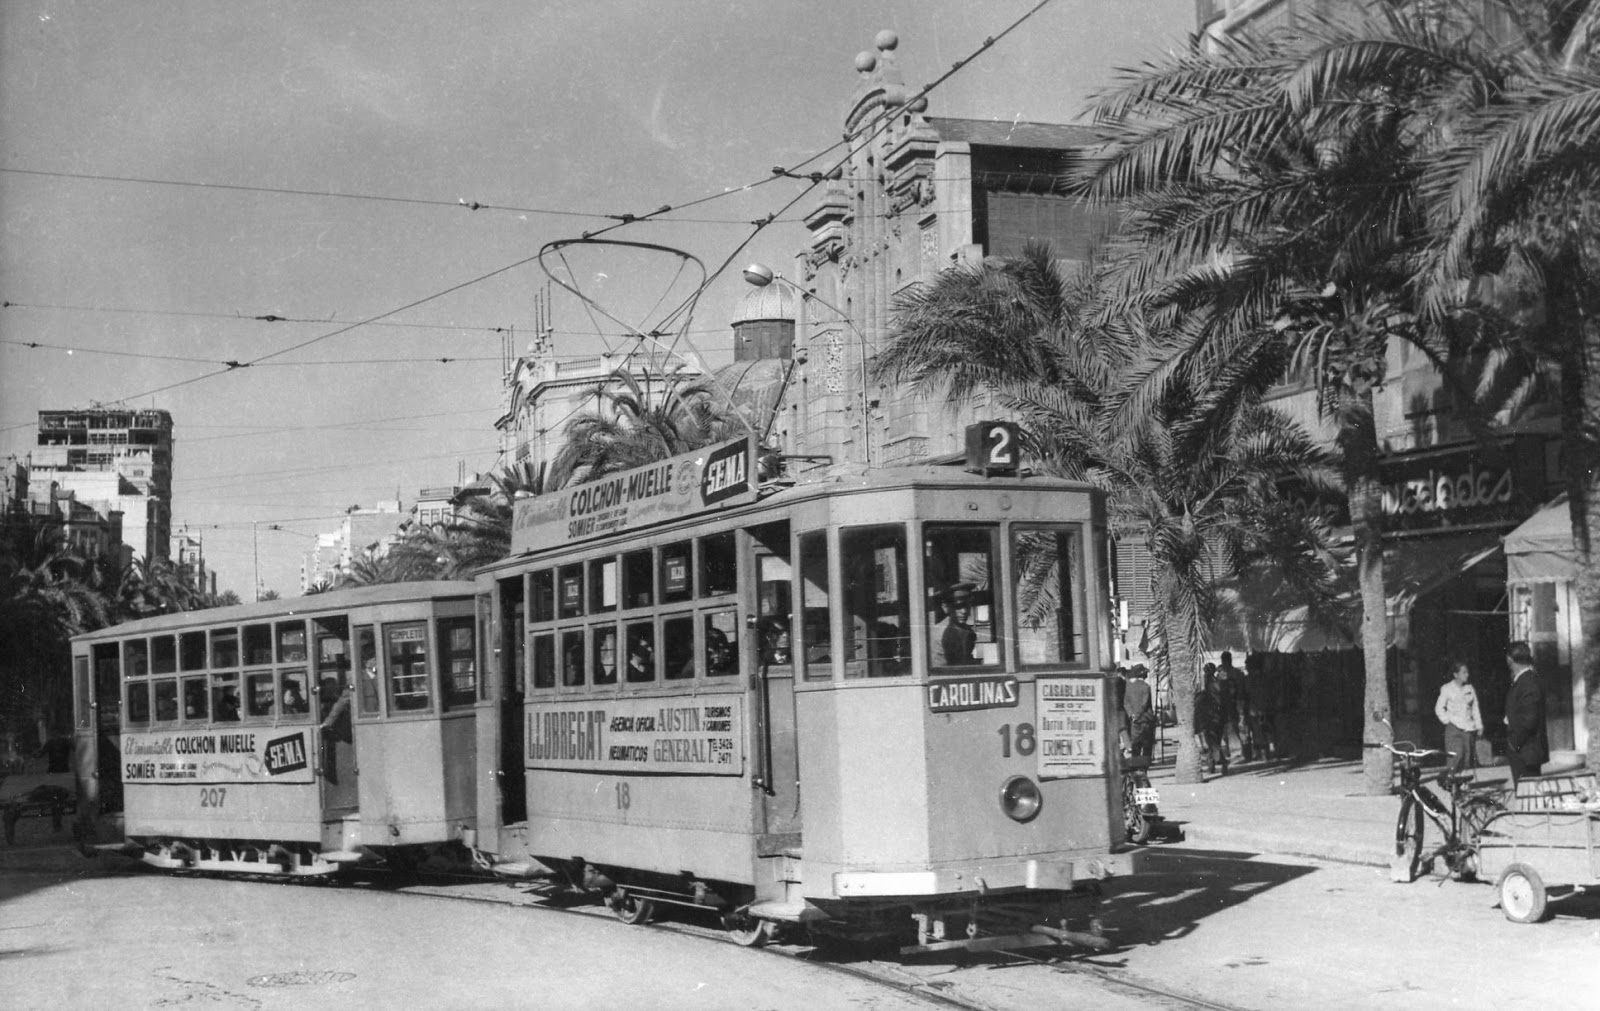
730 283 797 326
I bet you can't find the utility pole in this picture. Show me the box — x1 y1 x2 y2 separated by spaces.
252 520 260 602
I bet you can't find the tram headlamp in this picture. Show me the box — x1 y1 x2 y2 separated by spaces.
999 775 1042 823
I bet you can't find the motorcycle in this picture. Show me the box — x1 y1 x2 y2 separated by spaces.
1122 754 1163 844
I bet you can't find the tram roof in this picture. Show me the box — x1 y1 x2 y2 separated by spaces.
72 580 478 643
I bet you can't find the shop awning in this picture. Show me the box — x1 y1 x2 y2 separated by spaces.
1505 496 1575 583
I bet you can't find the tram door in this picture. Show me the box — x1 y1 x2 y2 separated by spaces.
752 524 801 839
90 643 123 814
314 616 358 814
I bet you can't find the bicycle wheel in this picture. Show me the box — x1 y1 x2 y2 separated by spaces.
1390 795 1425 883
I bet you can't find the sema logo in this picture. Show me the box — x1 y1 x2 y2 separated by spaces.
263 732 309 777
699 439 750 505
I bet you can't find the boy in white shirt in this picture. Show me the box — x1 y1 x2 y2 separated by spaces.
1434 660 1483 773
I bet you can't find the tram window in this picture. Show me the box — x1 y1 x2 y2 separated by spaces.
280 669 311 716
243 624 272 665
1012 526 1086 665
925 525 1003 670
663 614 696 679
355 627 380 717
180 632 207 672
315 622 349 680
182 677 209 721
704 612 739 677
211 628 239 669
530 570 555 623
276 621 308 663
530 633 556 691
438 617 476 710
660 541 692 604
153 679 179 723
386 623 433 713
151 635 177 675
212 674 241 722
558 564 584 619
559 630 584 687
623 549 653 608
624 623 656 683
840 525 913 678
125 681 150 726
700 531 737 597
588 557 618 613
592 626 618 685
798 530 832 681
75 656 92 730
246 671 278 719
758 554 792 625
123 639 147 677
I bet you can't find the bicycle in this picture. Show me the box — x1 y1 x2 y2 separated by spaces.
1370 741 1508 884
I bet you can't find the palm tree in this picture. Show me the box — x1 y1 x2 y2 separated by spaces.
875 244 1337 783
547 365 753 490
1070 4 1491 793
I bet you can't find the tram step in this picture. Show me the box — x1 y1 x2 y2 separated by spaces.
746 899 828 924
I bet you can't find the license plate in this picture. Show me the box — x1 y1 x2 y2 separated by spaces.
1134 787 1160 806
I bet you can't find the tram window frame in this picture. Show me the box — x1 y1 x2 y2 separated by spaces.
798 530 833 682
555 629 584 687
923 523 1004 673
280 669 312 718
699 531 737 598
660 541 692 604
703 610 739 677
123 639 148 678
245 670 278 720
530 633 556 691
125 679 151 726
530 569 555 623
276 621 308 663
212 673 242 722
152 678 179 723
182 675 209 721
151 635 177 675
355 626 381 718
623 621 656 683
623 549 653 608
588 556 618 614
210 628 239 669
386 622 434 714
839 524 914 679
179 631 207 672
243 624 273 665
1011 525 1089 668
437 617 476 710
75 656 92 730
663 613 696 679
558 564 584 619
590 625 618 686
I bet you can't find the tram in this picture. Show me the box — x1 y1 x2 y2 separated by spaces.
473 426 1136 951
71 582 481 875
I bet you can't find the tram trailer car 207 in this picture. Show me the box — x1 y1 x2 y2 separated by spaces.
472 433 1141 952
71 582 482 876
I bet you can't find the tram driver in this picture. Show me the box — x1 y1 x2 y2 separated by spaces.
932 583 978 666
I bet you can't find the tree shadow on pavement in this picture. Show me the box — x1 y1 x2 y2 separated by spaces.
1097 848 1317 949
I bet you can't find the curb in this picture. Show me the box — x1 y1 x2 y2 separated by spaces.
1172 825 1388 868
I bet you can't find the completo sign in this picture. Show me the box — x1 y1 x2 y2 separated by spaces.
1035 677 1105 779
526 696 743 775
121 729 315 784
511 437 756 554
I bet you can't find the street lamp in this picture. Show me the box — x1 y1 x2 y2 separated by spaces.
742 263 873 467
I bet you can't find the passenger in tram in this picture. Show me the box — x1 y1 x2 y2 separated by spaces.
318 677 352 783
625 631 655 682
281 677 310 715
759 619 791 666
703 627 736 676
215 687 241 722
932 583 978 665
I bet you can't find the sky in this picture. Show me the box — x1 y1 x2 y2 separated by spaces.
0 0 1194 598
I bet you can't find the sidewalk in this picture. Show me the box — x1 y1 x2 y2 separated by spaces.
0 769 99 876
1144 750 1513 867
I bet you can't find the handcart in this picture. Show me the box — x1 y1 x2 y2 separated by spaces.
1475 769 1600 923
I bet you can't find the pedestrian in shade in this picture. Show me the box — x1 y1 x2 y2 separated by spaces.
1434 659 1482 774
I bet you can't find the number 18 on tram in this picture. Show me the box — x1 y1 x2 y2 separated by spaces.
475 427 1138 952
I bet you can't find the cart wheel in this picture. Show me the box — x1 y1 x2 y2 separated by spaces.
611 891 654 925
1390 795 1424 883
1497 863 1548 923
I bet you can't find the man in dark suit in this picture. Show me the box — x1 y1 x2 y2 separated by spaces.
1503 640 1547 783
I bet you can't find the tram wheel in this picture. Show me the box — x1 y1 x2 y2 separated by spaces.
723 913 769 947
1497 863 1548 924
612 892 655 925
